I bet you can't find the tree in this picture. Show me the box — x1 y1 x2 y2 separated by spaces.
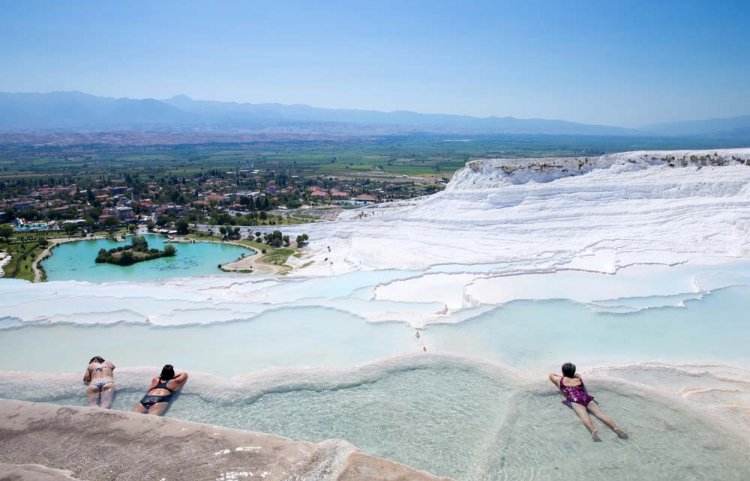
156 215 172 227
175 218 190 235
127 224 137 234
95 248 108 263
267 230 284 248
63 223 79 236
119 251 135 266
131 235 149 251
103 216 119 232
219 226 227 238
296 233 309 247
0 223 13 242
283 235 290 247
163 245 177 256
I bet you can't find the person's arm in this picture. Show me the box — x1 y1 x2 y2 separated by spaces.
548 373 561 388
170 372 189 389
83 366 91 384
107 360 116 371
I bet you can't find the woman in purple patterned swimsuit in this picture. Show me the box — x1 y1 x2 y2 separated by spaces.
549 362 628 442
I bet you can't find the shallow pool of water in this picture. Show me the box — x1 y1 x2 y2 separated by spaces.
42 234 251 282
1 287 749 376
3 263 750 480
0 307 419 374
426 286 750 371
40 364 750 481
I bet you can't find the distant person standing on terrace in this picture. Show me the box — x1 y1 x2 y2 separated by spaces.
549 362 628 442
83 356 116 408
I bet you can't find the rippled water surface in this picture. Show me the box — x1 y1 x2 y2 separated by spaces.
2 256 750 480
41 365 750 481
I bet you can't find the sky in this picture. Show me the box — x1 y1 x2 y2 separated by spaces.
0 0 749 127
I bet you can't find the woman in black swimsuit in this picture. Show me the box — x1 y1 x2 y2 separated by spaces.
133 364 188 416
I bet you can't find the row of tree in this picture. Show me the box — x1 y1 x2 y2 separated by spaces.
95 236 176 266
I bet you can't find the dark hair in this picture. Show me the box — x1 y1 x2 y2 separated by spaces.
160 364 175 381
89 356 105 364
562 362 576 378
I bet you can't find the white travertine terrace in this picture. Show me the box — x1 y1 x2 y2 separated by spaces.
2 148 750 480
299 148 750 275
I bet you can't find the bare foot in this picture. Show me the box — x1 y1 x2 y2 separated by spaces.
614 428 629 439
591 430 601 442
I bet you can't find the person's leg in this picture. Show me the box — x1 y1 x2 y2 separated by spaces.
146 402 170 416
100 383 115 409
133 401 148 414
587 401 628 439
86 385 100 407
571 402 600 441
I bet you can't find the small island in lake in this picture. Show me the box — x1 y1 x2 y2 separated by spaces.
95 235 177 266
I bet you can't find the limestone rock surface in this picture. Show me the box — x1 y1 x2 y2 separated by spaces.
0 400 447 481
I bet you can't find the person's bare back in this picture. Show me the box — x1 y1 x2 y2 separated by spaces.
83 356 116 408
133 364 188 416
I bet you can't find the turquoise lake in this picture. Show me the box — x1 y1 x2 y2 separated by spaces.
42 234 252 282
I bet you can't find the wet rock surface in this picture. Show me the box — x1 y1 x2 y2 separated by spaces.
0 400 447 481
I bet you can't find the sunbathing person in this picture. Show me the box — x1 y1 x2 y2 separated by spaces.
549 362 628 441
83 355 116 408
133 364 188 416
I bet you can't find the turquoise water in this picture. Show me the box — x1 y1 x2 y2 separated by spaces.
40 365 750 481
1 287 748 375
427 286 750 370
0 307 418 374
2 265 750 479
42 234 251 282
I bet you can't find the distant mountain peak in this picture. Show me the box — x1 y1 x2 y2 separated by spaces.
166 94 193 101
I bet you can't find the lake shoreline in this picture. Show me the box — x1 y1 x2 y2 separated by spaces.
37 234 258 283
170 236 287 275
32 236 106 283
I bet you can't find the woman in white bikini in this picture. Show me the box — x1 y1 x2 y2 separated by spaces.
83 355 116 408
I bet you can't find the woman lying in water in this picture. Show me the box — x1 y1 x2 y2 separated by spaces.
133 364 188 416
83 355 116 409
549 362 628 442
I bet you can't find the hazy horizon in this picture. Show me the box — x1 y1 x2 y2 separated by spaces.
3 89 749 130
1 1 749 128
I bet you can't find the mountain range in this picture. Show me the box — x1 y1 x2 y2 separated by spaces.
0 91 748 139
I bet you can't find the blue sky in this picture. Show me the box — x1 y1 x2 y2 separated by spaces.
1 0 748 127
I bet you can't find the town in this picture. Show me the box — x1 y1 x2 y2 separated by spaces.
1 163 446 234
